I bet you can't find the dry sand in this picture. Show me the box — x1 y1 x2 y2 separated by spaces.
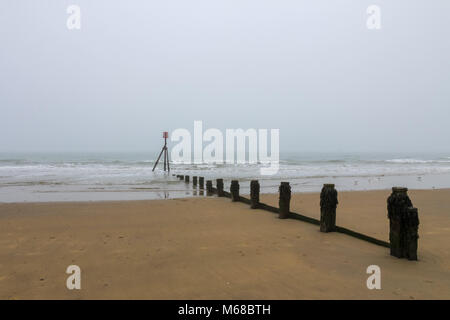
0 189 449 299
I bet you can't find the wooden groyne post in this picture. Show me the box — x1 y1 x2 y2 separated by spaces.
193 176 198 187
387 187 419 260
185 175 190 183
199 177 204 189
406 207 419 260
320 184 338 232
216 179 224 197
206 180 213 196
278 182 291 219
250 180 260 209
230 180 240 202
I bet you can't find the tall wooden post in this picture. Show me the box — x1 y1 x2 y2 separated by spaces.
405 207 419 260
250 180 260 209
216 179 224 197
230 180 240 202
185 175 189 183
387 187 411 258
278 182 291 219
193 176 198 187
320 184 338 232
199 177 204 189
387 187 419 259
206 180 213 196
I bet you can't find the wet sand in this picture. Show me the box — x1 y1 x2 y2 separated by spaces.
0 189 449 299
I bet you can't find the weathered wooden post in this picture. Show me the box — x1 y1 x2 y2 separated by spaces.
230 180 240 202
216 179 224 197
193 176 198 187
250 180 260 209
278 182 291 219
387 187 419 258
199 177 204 189
179 175 184 180
206 180 213 195
320 184 338 232
405 207 419 260
185 175 189 183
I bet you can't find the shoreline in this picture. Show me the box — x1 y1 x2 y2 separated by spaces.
1 187 449 205
2 171 450 203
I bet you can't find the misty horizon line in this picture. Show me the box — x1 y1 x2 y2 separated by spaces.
1 150 449 155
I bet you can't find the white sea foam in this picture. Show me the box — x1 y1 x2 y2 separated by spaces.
386 158 450 164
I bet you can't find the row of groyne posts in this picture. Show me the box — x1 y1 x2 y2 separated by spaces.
174 174 420 261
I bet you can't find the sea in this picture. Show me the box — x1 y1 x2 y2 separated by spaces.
1 152 450 202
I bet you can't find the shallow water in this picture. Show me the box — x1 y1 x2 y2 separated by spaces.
1 152 450 202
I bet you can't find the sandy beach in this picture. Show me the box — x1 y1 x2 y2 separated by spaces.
0 189 449 300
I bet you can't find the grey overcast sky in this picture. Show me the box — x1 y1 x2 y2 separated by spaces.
0 0 449 153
